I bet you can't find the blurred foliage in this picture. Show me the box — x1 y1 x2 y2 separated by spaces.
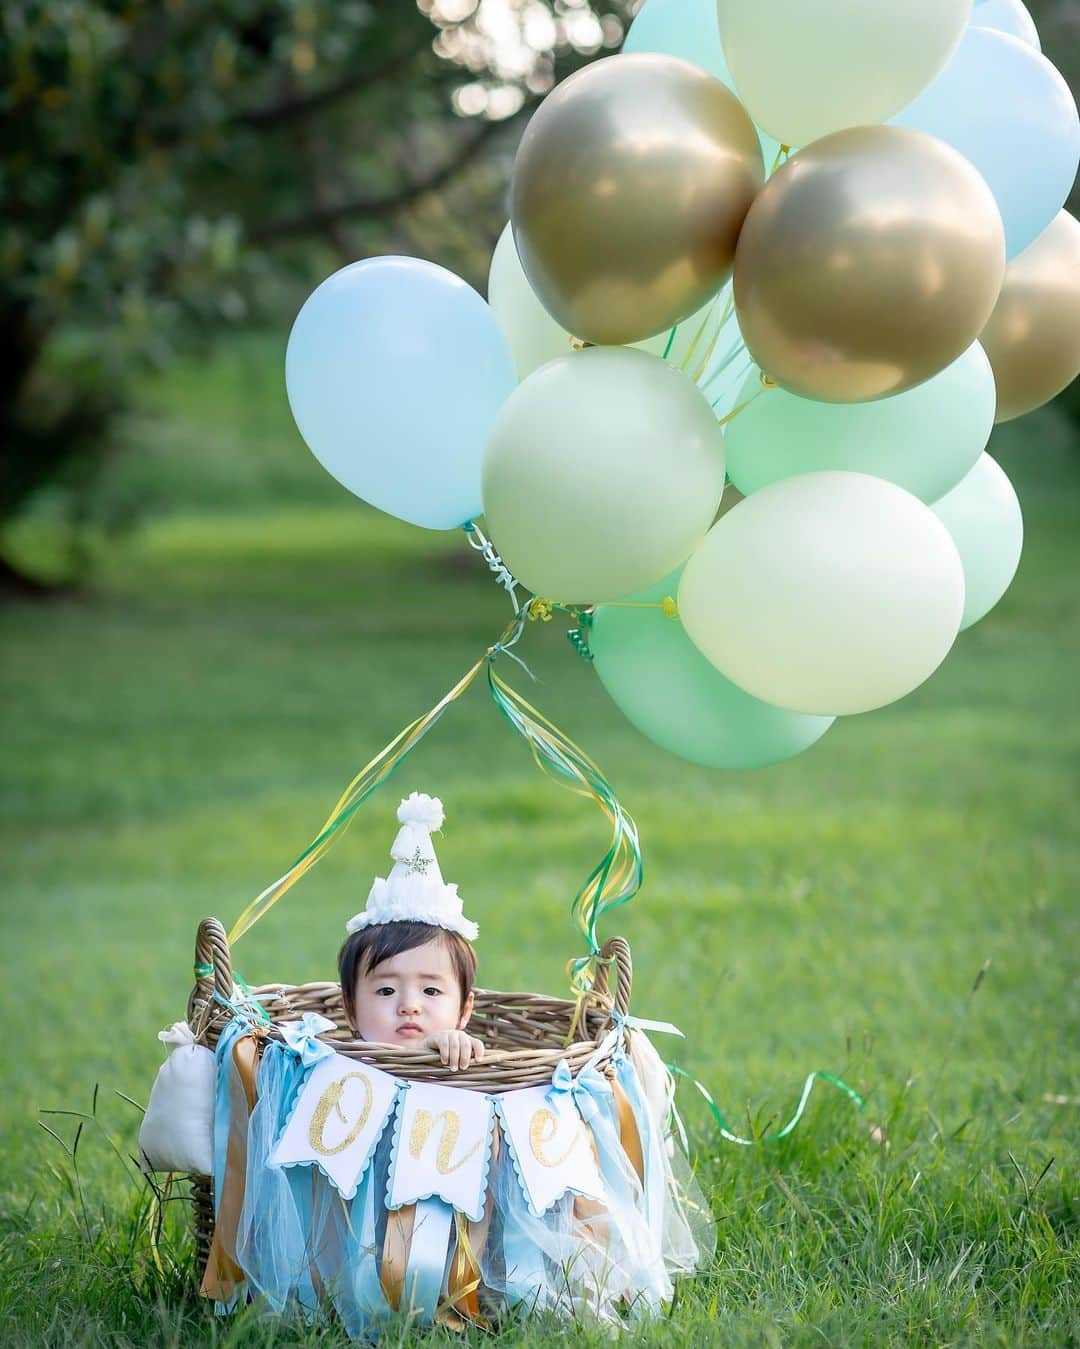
0 0 1076 588
0 0 633 586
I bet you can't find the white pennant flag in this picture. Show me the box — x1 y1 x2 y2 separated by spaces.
272 1052 400 1199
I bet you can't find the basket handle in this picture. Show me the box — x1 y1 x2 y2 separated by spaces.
591 936 632 1022
188 916 233 1020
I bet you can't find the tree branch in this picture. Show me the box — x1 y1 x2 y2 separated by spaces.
235 31 433 132
249 110 527 245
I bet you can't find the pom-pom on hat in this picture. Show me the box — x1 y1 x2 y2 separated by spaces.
345 792 478 941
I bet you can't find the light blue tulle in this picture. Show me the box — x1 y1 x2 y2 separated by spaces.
234 1042 317 1317
224 1033 715 1334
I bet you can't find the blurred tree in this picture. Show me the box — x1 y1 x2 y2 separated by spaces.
2 1 1076 592
0 0 633 592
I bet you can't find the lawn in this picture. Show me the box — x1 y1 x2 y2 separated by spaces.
1 335 1078 1345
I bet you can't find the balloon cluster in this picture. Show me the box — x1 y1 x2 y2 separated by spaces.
285 0 1079 771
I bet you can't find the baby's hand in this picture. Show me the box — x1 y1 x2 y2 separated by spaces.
424 1029 485 1072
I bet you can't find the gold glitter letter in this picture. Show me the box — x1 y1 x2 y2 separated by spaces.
409 1108 482 1175
529 1107 581 1168
308 1072 374 1157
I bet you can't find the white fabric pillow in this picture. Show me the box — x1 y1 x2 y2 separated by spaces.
138 1022 216 1175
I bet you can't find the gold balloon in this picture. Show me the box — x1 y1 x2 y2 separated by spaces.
511 53 764 346
733 127 1007 403
979 211 1080 424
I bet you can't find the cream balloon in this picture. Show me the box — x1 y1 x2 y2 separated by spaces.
678 472 966 715
488 223 569 380
487 222 727 381
482 348 725 602
930 453 1023 630
717 0 972 147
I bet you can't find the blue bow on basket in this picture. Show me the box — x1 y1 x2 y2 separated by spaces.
547 1056 613 1123
280 1012 337 1069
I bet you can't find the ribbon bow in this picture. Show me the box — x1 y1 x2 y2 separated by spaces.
611 1011 683 1040
546 1057 612 1124
280 1012 337 1068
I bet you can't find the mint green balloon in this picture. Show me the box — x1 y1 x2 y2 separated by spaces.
591 572 833 770
725 342 995 503
930 452 1023 630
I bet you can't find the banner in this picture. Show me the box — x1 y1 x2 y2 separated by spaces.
388 1081 494 1223
497 1083 605 1216
271 1052 399 1199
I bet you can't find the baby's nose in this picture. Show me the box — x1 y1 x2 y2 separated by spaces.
398 994 421 1014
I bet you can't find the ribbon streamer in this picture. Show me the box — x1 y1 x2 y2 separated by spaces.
486 663 642 992
669 1064 866 1147
227 655 490 944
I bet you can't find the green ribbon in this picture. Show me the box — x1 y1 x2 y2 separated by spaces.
669 1063 867 1147
486 661 642 992
192 962 270 1025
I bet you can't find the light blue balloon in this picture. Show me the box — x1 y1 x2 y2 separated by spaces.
971 0 1040 50
891 27 1079 258
623 0 783 168
285 256 515 530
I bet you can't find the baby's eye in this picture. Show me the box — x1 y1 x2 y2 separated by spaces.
423 987 443 998
375 986 395 997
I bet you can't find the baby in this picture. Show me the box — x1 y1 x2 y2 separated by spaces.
337 791 485 1070
339 919 485 1069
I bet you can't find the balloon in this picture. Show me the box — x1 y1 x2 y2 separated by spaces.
591 571 833 769
733 127 1005 403
931 454 1023 630
724 343 996 503
286 256 515 530
970 0 1039 48
978 211 1080 422
891 28 1079 258
488 223 568 380
623 0 782 166
678 472 966 716
716 0 970 148
510 54 764 345
482 348 725 602
487 222 730 382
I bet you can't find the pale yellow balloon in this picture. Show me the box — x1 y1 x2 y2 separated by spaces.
487 221 729 381
511 53 763 345
678 471 965 715
734 127 1006 402
482 348 725 602
488 222 569 380
717 0 971 147
979 210 1080 422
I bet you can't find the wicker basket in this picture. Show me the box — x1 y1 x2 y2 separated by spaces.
186 916 633 1268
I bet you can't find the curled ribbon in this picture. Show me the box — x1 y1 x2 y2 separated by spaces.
280 1013 337 1069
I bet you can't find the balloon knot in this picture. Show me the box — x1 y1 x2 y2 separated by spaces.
660 595 679 619
528 598 554 623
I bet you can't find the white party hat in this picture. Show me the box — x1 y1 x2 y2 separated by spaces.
345 792 478 940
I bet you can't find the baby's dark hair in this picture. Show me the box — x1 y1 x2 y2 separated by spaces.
338 921 477 1029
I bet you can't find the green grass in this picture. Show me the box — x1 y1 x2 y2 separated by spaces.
2 339 1079 1344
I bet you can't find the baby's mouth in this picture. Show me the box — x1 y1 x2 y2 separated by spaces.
396 1023 424 1038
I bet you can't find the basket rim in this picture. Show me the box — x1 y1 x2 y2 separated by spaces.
188 918 632 1090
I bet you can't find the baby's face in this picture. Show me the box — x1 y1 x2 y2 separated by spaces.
351 936 473 1045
